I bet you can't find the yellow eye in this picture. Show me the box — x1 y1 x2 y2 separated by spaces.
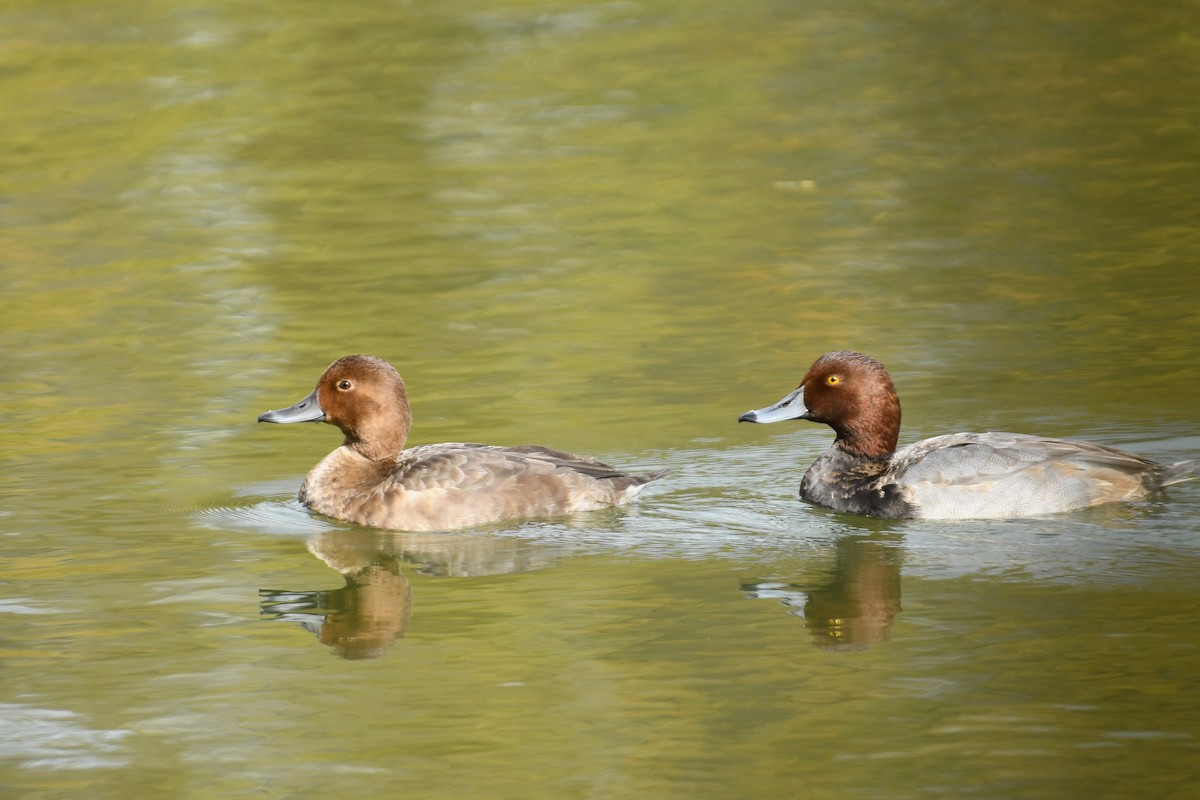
826 375 841 386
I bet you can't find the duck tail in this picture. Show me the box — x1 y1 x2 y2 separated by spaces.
637 469 670 485
613 469 668 503
1159 459 1196 487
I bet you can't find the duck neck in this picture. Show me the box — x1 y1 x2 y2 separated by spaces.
344 407 411 463
835 431 895 461
833 403 900 460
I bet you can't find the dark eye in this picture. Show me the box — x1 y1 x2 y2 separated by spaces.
337 379 353 391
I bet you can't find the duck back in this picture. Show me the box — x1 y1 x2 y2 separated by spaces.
301 442 666 532
888 432 1192 519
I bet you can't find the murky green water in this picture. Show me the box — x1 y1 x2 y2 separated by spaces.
3 0 1198 797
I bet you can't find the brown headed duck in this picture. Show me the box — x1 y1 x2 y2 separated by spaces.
259 355 666 531
739 351 1194 519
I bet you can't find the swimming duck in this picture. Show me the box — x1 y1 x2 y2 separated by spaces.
259 355 665 531
738 351 1194 519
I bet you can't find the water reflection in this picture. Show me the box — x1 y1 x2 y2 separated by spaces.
745 533 904 651
260 528 564 659
260 534 413 661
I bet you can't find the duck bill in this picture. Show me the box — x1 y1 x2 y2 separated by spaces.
738 386 808 424
258 388 325 424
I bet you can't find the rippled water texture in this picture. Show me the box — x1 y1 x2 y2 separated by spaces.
2 1 1198 797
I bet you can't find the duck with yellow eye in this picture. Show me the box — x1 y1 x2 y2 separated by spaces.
738 350 1194 519
259 354 667 532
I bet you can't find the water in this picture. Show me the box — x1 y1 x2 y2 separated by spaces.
2 0 1198 797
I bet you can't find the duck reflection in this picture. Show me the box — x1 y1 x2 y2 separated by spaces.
260 528 563 659
744 533 903 650
260 531 413 660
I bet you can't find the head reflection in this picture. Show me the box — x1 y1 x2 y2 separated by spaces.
744 533 903 651
260 531 413 660
260 528 562 660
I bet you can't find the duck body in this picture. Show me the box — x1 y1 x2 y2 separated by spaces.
740 351 1194 520
260 355 664 532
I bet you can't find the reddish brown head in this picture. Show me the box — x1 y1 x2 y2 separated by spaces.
259 354 412 462
739 350 901 458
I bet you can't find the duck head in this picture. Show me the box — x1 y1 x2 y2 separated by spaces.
739 350 901 458
259 354 412 462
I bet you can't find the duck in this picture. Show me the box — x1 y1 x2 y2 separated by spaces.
738 350 1194 520
258 355 666 531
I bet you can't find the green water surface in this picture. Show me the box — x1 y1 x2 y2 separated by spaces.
2 1 1198 797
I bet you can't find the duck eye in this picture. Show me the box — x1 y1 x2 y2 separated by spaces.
826 375 841 386
337 379 353 391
